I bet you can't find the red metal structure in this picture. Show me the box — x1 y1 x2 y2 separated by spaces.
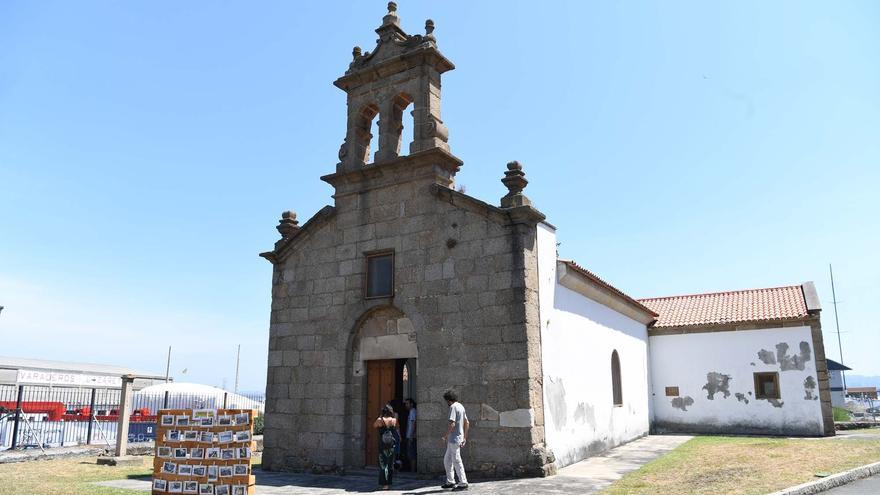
61 406 155 422
0 401 66 421
0 402 154 422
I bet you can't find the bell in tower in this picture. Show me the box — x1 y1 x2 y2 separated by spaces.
333 2 455 173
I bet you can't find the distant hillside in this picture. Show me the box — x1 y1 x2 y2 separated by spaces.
843 375 880 389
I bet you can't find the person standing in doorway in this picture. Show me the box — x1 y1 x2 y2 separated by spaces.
373 404 399 490
441 389 468 491
387 400 403 469
404 398 417 471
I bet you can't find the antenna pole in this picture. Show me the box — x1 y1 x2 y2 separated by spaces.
830 264 846 390
165 346 172 383
234 344 241 394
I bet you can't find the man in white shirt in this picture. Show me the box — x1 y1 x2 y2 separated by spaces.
404 398 417 471
441 389 469 491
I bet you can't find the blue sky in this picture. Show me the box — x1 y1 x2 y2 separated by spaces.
1 1 878 391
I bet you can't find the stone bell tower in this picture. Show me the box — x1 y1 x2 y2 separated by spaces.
262 2 552 478
333 2 456 173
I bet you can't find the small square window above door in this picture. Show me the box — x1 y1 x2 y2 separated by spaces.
365 252 394 298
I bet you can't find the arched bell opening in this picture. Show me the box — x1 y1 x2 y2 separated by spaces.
354 103 380 165
391 92 415 158
375 92 414 163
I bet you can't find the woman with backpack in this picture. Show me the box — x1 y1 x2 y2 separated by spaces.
373 404 399 490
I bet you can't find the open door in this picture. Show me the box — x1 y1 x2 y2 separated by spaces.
365 359 396 466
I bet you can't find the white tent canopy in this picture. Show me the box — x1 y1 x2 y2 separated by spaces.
135 382 264 413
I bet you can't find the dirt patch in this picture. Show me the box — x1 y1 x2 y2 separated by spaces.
685 466 752 485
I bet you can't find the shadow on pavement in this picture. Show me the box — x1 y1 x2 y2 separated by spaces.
255 469 441 493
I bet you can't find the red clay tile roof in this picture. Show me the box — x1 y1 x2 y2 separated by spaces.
638 285 810 328
561 260 658 317
846 387 877 394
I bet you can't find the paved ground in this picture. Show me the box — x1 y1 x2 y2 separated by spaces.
823 472 880 494
96 434 692 494
825 430 880 441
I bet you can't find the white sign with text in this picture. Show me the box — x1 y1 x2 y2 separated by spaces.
16 369 123 388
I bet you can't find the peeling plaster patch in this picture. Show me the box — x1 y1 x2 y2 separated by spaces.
735 393 749 404
573 402 595 428
702 372 732 400
671 396 695 411
776 342 812 371
804 376 818 400
757 349 777 365
768 399 784 408
546 377 568 431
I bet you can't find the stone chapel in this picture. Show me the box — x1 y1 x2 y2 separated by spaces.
260 4 834 478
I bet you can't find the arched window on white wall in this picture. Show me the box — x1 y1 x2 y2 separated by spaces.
611 350 623 406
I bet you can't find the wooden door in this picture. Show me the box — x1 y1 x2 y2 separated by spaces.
365 359 396 466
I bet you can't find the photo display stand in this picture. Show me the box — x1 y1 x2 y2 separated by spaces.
152 408 256 495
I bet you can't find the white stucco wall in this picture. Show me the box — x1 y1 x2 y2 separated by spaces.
828 369 845 407
536 224 651 469
650 326 825 435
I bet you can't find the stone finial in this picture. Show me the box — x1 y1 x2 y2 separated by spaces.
383 2 399 25
276 210 301 239
501 160 532 208
425 19 435 35
352 46 362 60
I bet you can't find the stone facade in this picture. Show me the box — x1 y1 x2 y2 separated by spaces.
260 4 554 478
259 2 835 479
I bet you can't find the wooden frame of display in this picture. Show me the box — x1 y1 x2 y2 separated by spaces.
152 408 256 495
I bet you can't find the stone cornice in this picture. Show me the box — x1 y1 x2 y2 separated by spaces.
322 148 462 196
260 205 336 265
506 205 546 226
430 184 547 227
335 47 454 91
647 315 821 337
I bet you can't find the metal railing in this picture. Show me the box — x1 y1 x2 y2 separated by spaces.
0 384 265 451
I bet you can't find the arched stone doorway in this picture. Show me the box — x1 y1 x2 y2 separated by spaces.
350 306 418 469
